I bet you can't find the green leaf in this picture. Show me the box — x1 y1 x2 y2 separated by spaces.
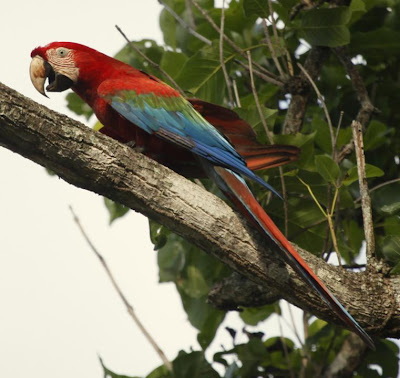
172 350 219 378
104 198 130 224
343 164 384 186
383 216 400 236
180 265 210 298
160 7 178 49
157 239 185 282
381 235 400 264
175 52 235 96
100 357 140 378
301 7 351 47
160 51 188 79
364 120 389 151
66 93 93 120
357 339 399 378
372 183 400 215
351 28 400 56
240 304 277 326
146 364 172 378
314 155 340 185
243 0 270 18
149 220 169 250
179 290 225 349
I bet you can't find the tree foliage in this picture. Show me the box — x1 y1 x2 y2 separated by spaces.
64 0 400 376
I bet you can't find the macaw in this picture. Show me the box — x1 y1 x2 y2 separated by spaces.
30 42 374 349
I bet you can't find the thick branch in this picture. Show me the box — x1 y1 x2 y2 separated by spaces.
0 82 399 338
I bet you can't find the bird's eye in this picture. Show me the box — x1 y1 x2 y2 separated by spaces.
56 48 68 58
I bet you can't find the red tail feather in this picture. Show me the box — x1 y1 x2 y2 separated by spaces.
213 166 375 349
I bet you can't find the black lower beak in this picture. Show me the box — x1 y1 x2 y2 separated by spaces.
45 62 74 92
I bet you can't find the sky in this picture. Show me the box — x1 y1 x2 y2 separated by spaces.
0 1 303 377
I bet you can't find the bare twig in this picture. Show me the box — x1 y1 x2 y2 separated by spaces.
355 178 400 203
232 79 241 108
219 0 234 106
286 302 306 349
158 0 212 45
247 51 274 144
185 0 196 29
335 47 376 162
297 62 336 160
277 312 295 378
267 0 279 41
69 206 173 372
234 59 284 86
115 25 186 97
189 0 282 83
247 51 289 233
266 0 289 76
262 19 286 78
351 121 376 264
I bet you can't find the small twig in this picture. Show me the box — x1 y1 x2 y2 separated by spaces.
267 0 279 42
287 302 306 350
247 51 289 233
334 47 376 128
283 47 330 134
262 19 286 78
277 312 295 378
297 178 343 265
334 47 376 162
247 51 274 144
219 0 234 107
158 0 212 46
336 111 344 143
69 206 173 372
234 59 284 87
297 62 336 160
351 121 376 264
185 0 196 29
299 311 309 378
266 0 289 76
189 0 281 82
354 177 400 203
232 79 241 108
115 25 186 97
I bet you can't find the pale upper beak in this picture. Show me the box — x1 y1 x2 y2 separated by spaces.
30 55 74 97
30 55 49 97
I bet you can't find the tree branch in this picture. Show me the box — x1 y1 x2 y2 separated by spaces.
0 82 399 338
283 47 330 134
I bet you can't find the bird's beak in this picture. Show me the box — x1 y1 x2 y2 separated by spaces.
30 55 74 97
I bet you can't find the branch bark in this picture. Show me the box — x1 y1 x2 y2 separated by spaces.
1 82 399 338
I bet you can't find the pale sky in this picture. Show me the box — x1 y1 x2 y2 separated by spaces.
0 1 302 377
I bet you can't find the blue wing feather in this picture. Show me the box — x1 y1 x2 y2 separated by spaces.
104 88 281 198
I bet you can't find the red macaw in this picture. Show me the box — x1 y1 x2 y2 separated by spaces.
29 42 374 349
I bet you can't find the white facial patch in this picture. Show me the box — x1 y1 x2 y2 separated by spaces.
46 48 79 83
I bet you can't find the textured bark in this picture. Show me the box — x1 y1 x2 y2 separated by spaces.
1 81 400 339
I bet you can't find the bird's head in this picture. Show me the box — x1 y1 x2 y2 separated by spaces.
30 42 84 97
30 42 112 97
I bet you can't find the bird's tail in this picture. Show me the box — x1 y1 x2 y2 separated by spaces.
209 165 375 349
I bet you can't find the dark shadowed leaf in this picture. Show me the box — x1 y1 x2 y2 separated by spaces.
240 304 278 326
301 7 351 47
173 350 219 378
243 0 270 18
104 198 130 224
66 93 93 120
